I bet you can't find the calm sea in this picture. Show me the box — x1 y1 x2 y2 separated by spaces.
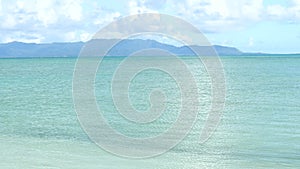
0 56 299 168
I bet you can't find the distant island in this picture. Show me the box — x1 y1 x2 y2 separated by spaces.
0 39 298 58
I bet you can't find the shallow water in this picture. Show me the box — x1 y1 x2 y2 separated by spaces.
0 56 299 168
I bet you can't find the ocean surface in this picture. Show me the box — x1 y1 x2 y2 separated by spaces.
0 56 299 168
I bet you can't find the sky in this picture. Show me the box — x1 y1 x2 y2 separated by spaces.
0 0 299 53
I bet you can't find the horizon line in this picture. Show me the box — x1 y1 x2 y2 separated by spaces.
1 39 300 55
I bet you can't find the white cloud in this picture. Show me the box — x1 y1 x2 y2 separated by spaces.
64 31 77 41
0 0 300 43
35 0 83 26
0 0 89 43
288 0 300 20
241 0 263 21
1 14 17 28
64 31 91 42
128 0 158 15
0 0 83 29
266 0 300 21
80 32 91 42
168 0 265 32
248 37 254 47
61 0 83 21
0 0 2 16
267 5 287 18
36 0 58 26
3 32 44 43
93 11 121 26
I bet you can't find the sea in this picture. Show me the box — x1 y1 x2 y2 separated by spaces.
0 56 299 168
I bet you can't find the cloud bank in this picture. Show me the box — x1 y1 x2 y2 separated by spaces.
0 0 299 45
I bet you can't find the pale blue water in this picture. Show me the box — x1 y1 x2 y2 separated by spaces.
0 56 299 168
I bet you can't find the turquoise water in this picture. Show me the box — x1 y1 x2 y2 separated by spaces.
0 56 299 168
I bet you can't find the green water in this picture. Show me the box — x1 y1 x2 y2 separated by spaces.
0 56 299 168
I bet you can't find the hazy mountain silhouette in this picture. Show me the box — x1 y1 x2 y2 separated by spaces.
0 39 245 58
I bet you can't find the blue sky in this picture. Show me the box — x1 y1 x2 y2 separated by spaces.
0 0 299 53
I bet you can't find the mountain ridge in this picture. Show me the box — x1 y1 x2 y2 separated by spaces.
0 39 296 58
